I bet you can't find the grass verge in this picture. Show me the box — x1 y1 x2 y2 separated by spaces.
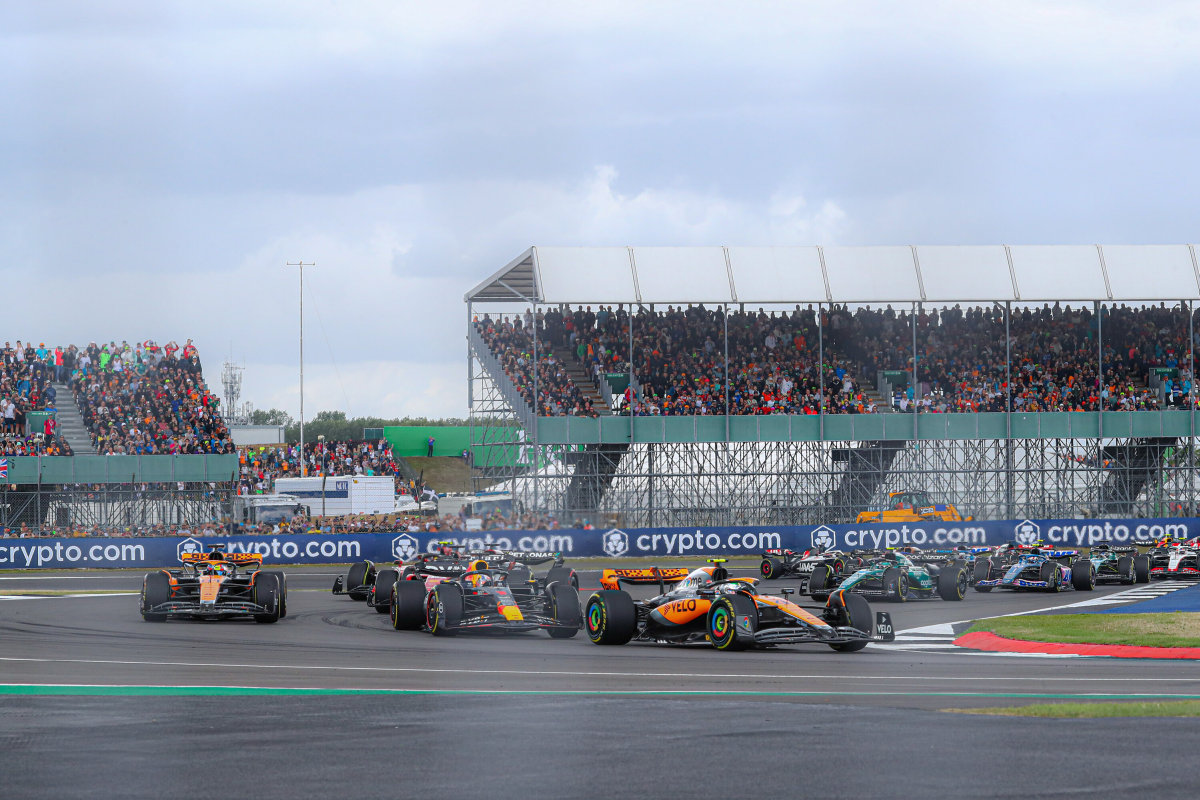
947 700 1200 718
966 612 1200 648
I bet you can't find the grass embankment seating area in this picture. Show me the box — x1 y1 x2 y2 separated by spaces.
966 612 1200 648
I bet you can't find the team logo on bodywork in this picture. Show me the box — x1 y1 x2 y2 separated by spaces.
810 525 836 550
1014 520 1040 545
392 534 419 561
603 529 629 557
177 537 202 561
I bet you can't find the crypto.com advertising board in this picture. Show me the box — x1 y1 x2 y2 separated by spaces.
1 518 1196 569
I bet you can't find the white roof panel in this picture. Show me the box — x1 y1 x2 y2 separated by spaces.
823 246 920 303
727 247 827 303
468 245 1200 306
1102 245 1199 300
533 247 637 304
1010 246 1107 300
631 247 733 304
918 246 1015 302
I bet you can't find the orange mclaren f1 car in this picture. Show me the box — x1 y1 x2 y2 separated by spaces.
585 560 894 652
139 545 286 623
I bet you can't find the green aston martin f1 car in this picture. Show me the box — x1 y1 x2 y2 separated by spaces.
807 548 969 603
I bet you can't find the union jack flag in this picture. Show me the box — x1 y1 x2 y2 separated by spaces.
0 458 7 480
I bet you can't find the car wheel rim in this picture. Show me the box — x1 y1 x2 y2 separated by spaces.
586 603 603 634
711 605 731 643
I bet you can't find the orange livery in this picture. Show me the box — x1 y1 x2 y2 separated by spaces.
585 559 894 652
140 545 286 623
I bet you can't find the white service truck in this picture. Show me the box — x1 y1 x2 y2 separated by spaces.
273 475 397 516
233 494 312 526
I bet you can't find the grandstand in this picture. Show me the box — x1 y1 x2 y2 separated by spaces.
1 339 236 530
466 245 1200 526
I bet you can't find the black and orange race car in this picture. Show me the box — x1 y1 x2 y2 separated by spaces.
585 560 894 652
139 545 286 623
386 557 581 637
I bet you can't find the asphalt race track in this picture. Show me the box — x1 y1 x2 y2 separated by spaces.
4 566 1200 799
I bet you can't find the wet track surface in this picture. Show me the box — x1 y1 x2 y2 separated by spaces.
4 567 1200 798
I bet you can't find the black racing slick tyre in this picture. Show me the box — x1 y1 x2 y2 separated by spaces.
584 590 637 645
427 583 463 636
547 583 582 638
882 567 907 603
807 564 831 602
826 590 872 652
761 557 784 580
1117 556 1135 586
253 573 281 623
372 568 398 613
1071 561 1096 591
708 593 756 651
1038 561 1061 592
260 571 288 618
141 571 170 622
1134 555 1151 584
973 559 993 592
391 580 427 630
345 561 373 601
937 564 968 601
545 566 579 592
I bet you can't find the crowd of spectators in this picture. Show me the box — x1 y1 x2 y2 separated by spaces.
474 313 599 416
477 302 1200 416
237 439 401 495
1 341 74 454
68 339 232 454
1 510 569 538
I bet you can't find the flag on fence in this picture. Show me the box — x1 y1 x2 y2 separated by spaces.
0 458 8 480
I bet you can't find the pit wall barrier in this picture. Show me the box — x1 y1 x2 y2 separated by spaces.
2 517 1197 570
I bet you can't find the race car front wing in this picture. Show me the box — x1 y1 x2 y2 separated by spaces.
144 600 271 617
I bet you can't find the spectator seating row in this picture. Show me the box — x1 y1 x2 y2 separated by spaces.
238 439 401 495
476 302 1197 415
66 339 233 454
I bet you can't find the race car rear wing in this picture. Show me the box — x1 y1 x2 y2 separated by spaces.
180 552 263 566
477 551 565 567
600 567 690 592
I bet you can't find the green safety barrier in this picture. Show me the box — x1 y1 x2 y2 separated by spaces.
532 410 1200 445
2 454 239 484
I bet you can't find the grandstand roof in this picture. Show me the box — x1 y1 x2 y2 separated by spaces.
466 245 1200 305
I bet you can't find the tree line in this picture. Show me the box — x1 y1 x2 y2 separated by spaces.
249 409 469 443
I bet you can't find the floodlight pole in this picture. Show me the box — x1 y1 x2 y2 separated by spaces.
288 262 314 477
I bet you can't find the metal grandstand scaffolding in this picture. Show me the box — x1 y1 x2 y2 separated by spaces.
0 456 238 531
466 246 1200 525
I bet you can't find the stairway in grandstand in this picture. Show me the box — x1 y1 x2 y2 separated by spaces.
861 384 894 413
552 348 611 413
51 383 96 455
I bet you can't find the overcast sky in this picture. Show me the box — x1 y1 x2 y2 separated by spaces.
4 1 1198 420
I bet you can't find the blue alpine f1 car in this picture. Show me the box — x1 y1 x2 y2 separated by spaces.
972 547 1096 593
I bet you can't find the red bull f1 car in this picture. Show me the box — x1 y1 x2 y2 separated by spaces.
384 555 581 637
140 545 286 623
333 544 576 613
585 560 895 652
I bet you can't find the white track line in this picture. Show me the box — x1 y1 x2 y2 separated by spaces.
0 655 1197 681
